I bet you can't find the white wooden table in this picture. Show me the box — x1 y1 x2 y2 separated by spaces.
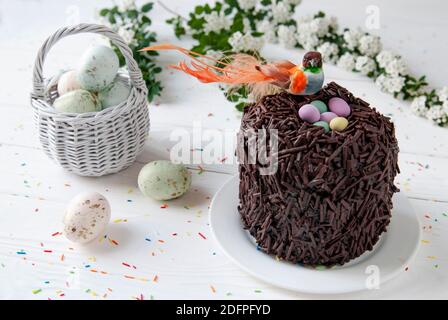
0 0 447 299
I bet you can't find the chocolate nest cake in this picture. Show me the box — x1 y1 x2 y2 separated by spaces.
238 82 400 266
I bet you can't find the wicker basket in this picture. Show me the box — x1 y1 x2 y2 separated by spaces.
30 23 149 177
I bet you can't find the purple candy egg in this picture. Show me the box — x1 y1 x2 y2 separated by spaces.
328 97 351 117
320 112 338 123
298 104 320 123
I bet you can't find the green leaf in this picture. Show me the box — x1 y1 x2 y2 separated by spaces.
235 102 247 112
99 8 109 17
141 2 154 12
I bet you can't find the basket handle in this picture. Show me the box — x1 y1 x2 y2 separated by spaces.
32 23 147 99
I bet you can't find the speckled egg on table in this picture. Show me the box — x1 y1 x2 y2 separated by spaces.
138 160 192 201
53 89 101 113
98 77 131 109
63 192 111 244
77 45 119 92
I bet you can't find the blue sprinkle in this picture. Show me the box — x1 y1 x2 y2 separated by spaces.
84 265 91 268
17 251 26 255
145 238 151 242
127 199 133 203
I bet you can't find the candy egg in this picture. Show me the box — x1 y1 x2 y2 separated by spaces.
320 111 338 123
57 70 81 96
328 97 351 117
138 160 192 201
98 77 131 109
298 104 320 123
310 100 328 113
313 121 330 132
77 45 119 92
329 117 349 131
63 192 111 244
53 89 102 113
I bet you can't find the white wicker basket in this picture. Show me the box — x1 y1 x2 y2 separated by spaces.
31 23 149 177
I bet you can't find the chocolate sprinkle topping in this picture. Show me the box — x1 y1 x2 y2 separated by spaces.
238 82 400 266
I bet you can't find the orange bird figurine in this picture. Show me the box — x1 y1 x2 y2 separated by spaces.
140 44 324 97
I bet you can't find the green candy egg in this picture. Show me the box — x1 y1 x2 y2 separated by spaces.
313 121 330 132
98 77 131 109
77 45 119 92
53 89 101 113
138 160 192 201
311 100 328 113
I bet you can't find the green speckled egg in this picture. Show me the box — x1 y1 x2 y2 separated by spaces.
77 45 119 92
53 89 102 113
98 77 131 109
138 160 192 201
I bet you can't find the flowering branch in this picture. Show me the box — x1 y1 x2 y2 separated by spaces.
162 0 448 126
98 1 162 102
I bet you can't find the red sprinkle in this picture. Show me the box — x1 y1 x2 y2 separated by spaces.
122 262 131 268
43 250 52 253
198 232 207 240
52 232 61 237
160 204 168 209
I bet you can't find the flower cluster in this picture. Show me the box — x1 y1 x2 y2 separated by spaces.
98 1 162 102
165 0 448 126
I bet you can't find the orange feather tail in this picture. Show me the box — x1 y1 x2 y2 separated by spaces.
140 44 272 84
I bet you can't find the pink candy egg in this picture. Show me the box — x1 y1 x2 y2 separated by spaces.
328 97 351 117
298 104 320 123
320 112 337 123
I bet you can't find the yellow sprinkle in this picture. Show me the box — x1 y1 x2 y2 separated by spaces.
421 240 430 244
427 256 437 259
113 219 123 223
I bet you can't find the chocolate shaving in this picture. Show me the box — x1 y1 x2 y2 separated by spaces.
238 82 400 266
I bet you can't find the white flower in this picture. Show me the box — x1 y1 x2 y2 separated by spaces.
384 57 407 76
328 16 339 31
238 0 257 10
118 26 135 45
297 33 320 51
317 42 339 63
118 0 135 11
376 51 407 76
243 18 251 33
343 29 363 50
437 86 448 102
205 49 224 61
277 25 297 48
337 52 356 71
310 17 331 37
228 31 265 52
375 74 405 94
204 11 231 33
411 96 428 116
426 105 448 125
257 20 277 43
271 1 292 24
355 56 376 75
358 34 382 57
376 50 395 69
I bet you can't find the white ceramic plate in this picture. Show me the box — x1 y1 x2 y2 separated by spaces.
209 175 421 294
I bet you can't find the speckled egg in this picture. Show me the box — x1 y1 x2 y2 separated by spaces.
57 70 81 96
138 160 192 201
98 77 131 109
77 45 119 92
53 89 101 113
63 192 111 244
